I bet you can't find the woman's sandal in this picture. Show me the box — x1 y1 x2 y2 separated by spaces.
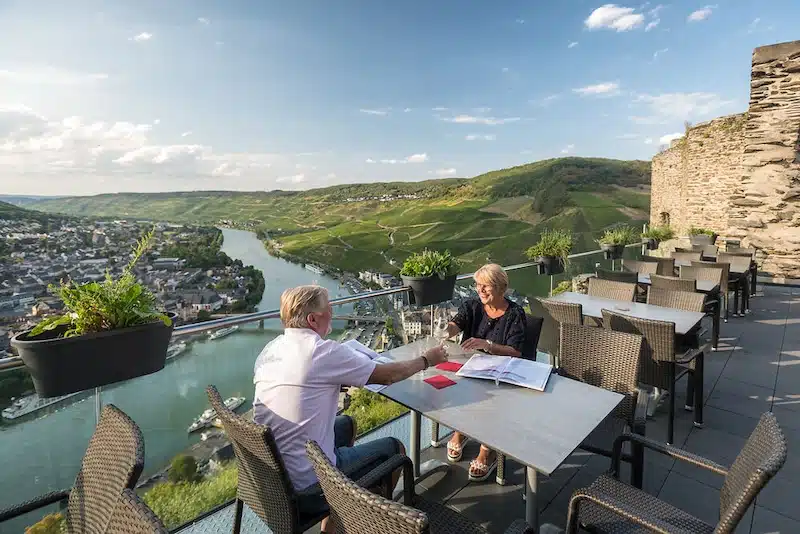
446 437 470 463
468 452 497 482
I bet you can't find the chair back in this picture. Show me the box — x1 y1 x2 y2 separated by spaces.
66 404 145 534
680 266 723 288
521 313 544 361
306 441 429 534
690 234 716 246
601 310 675 390
672 251 703 263
530 298 559 358
596 268 638 284
726 246 756 258
640 256 675 276
675 246 704 253
702 245 719 259
718 252 752 274
622 260 658 275
646 288 706 312
587 278 636 302
691 261 730 295
207 385 299 534
649 274 696 293
106 489 168 534
559 324 643 422
717 413 787 532
539 298 583 326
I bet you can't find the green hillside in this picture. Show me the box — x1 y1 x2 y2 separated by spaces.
0 200 56 223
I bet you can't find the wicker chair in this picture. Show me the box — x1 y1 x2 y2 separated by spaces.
0 405 145 532
639 256 675 276
106 489 169 534
672 251 703 263
681 265 723 348
596 268 638 284
674 246 704 253
725 248 758 296
207 385 398 534
601 309 704 445
646 287 706 312
621 260 658 275
537 298 584 359
718 252 753 316
530 297 559 361
587 278 636 302
649 273 696 293
691 260 732 322
559 324 647 488
566 412 787 534
306 441 533 534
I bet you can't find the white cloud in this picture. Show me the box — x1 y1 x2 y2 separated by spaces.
516 18 525 24
653 48 669 60
130 32 153 42
365 158 376 163
405 153 428 163
432 106 448 111
616 133 640 140
359 108 389 116
403 108 412 113
645 19 660 31
585 4 645 32
532 94 561 107
649 4 666 17
153 119 161 125
501 67 510 73
181 131 192 137
366 153 428 164
325 173 337 179
433 168 457 176
561 144 575 154
215 41 224 46
573 82 620 96
644 138 654 144
0 66 108 85
441 115 520 125
747 18 761 33
633 92 734 122
568 41 579 48
198 17 210 25
276 174 306 184
659 132 684 145
465 134 496 141
688 6 716 22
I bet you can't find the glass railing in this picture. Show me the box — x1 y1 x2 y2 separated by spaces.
0 244 645 532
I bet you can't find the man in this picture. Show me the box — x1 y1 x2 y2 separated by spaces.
253 285 447 530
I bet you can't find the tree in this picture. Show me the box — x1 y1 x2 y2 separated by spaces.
168 454 201 483
197 310 212 322
25 513 65 534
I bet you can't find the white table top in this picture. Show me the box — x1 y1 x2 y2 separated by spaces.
674 259 748 274
380 339 623 476
548 292 706 335
637 273 718 293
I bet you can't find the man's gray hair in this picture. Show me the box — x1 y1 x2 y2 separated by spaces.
280 285 329 328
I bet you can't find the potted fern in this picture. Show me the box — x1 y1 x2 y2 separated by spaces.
597 225 639 260
642 225 675 250
525 228 573 275
400 249 461 306
11 230 175 397
688 226 717 246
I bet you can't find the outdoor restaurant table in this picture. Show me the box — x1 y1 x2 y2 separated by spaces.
637 273 719 293
674 259 749 274
380 338 624 530
548 292 706 335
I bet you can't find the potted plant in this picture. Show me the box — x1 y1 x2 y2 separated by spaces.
525 228 573 276
597 225 638 260
11 230 175 397
400 249 461 306
688 226 717 245
641 225 675 250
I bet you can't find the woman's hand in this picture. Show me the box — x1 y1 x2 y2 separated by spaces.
461 337 490 352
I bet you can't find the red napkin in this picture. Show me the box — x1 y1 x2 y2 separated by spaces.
424 375 457 389
435 361 463 372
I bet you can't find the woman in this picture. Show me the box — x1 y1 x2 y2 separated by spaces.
445 263 527 481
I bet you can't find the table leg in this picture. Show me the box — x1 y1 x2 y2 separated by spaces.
410 410 421 478
525 467 539 530
393 412 450 501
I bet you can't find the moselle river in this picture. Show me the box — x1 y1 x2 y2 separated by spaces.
0 228 352 530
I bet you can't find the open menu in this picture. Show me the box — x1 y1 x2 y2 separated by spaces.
456 354 553 392
343 340 394 393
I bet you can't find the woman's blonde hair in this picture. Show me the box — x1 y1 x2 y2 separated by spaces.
473 263 509 294
280 285 329 328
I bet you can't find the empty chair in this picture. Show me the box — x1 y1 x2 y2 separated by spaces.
530 297 560 359
672 251 703 263
106 489 168 534
692 260 732 322
649 273 696 293
675 246 704 253
681 265 723 347
639 255 675 276
566 412 787 534
587 277 636 302
559 323 646 488
539 297 583 326
621 259 658 275
520 312 544 360
646 287 706 312
702 244 719 259
306 441 534 534
725 247 758 296
0 405 145 532
718 252 752 316
596 268 638 284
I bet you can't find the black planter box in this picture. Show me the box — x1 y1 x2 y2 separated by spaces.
401 274 457 307
601 243 625 260
536 256 565 276
11 314 175 397
646 238 659 250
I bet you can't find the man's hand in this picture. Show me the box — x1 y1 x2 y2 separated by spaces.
461 337 490 352
424 345 448 366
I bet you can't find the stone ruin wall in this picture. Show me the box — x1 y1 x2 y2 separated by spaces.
651 40 800 280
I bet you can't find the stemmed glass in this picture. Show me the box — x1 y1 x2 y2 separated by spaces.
432 306 451 349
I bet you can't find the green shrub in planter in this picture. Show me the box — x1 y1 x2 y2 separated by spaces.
642 225 674 250
525 229 573 275
399 249 461 306
688 226 717 245
12 230 174 397
597 225 639 260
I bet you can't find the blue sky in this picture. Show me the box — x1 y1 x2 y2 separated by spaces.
0 0 795 195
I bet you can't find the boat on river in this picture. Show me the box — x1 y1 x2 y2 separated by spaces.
166 342 188 360
187 396 246 433
1 392 81 421
208 325 239 340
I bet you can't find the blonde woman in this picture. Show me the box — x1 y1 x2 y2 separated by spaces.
444 264 527 481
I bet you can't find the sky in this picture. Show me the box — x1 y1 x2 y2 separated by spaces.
0 0 795 196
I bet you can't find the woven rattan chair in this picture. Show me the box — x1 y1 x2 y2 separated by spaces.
681 266 723 348
559 324 647 488
539 298 583 326
640 256 675 276
672 251 703 263
621 260 658 275
725 248 758 296
718 252 752 316
306 440 534 534
649 274 696 293
106 489 169 534
530 297 559 359
691 260 732 322
537 298 584 359
601 309 704 445
0 404 145 532
566 412 787 534
596 268 638 284
207 385 398 534
675 246 704 253
587 278 636 302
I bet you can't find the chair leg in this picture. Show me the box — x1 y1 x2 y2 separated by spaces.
723 292 729 322
751 265 757 296
430 422 440 447
685 370 695 412
496 454 506 485
743 277 750 313
694 353 704 428
713 300 720 350
668 366 675 446
733 283 740 318
232 498 244 534
631 437 644 489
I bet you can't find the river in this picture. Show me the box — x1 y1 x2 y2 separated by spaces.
0 228 350 531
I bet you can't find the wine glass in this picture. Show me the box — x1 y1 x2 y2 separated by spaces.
432 307 450 348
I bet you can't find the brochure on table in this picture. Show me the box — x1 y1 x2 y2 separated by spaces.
344 339 394 393
456 353 553 392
